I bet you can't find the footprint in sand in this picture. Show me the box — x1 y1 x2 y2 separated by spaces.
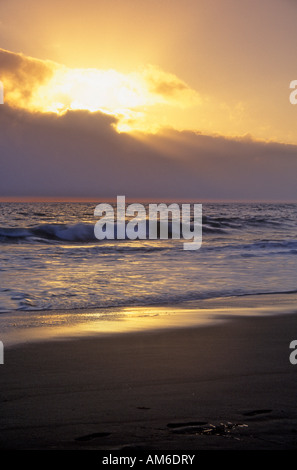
75 432 111 442
167 421 208 429
242 409 272 417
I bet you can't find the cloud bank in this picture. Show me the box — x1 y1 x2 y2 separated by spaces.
1 104 297 201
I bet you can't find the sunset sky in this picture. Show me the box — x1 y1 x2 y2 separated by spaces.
1 0 297 201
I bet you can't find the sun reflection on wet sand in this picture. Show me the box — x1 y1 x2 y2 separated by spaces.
3 294 297 347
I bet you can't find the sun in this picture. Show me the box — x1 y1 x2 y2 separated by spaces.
26 67 159 128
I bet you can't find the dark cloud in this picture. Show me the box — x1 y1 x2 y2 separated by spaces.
149 78 188 97
143 65 199 103
1 104 297 201
0 48 54 104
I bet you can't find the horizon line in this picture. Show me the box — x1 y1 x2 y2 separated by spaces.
0 196 296 204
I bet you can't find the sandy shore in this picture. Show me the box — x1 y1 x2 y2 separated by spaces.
1 299 297 450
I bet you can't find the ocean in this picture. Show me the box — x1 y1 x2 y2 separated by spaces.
1 201 297 314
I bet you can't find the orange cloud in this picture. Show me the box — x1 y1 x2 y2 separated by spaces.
0 48 56 107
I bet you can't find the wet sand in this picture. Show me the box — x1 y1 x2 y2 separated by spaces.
0 300 297 450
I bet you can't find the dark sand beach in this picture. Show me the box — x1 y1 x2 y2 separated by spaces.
0 295 297 451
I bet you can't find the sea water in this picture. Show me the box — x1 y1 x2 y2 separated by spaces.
1 202 297 315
